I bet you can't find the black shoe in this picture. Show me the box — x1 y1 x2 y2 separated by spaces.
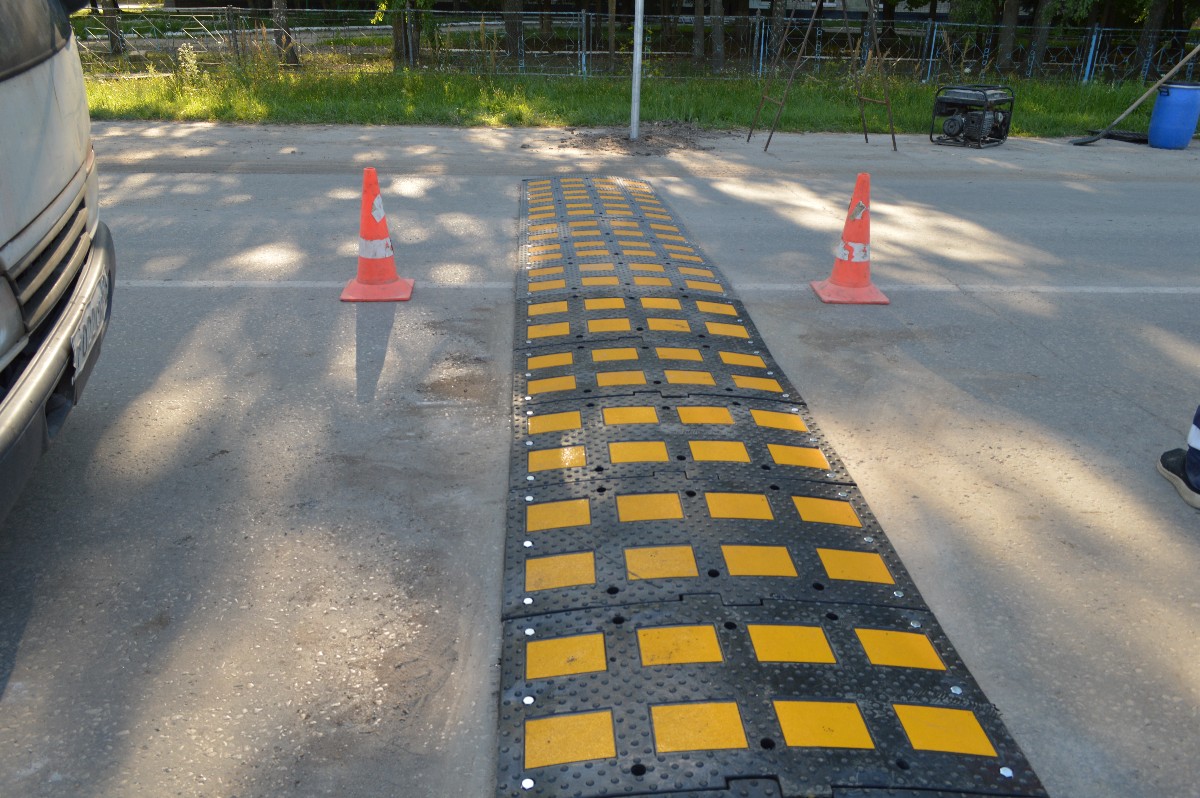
1157 449 1200 509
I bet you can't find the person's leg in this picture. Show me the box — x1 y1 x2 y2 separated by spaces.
1157 406 1200 509
1187 405 1200 490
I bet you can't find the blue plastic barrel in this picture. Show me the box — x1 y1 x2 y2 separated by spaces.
1148 82 1200 150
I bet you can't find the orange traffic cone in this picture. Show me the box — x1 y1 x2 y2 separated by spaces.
810 173 889 305
340 167 415 302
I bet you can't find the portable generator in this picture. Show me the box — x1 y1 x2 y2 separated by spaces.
930 85 1015 148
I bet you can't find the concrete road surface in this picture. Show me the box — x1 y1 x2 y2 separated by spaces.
0 123 1197 797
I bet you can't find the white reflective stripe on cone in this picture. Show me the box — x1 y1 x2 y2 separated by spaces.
359 237 395 260
836 241 870 262
1188 423 1200 451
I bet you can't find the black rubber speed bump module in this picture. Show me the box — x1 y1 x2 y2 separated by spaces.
496 177 1046 798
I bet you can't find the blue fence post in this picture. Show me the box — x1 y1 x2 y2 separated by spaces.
925 20 938 83
814 23 822 74
1082 23 1099 82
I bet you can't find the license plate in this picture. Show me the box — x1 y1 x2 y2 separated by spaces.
71 270 110 380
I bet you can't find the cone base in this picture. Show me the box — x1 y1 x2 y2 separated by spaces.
810 279 889 305
340 277 415 302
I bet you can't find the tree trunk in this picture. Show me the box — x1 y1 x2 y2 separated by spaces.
711 0 724 70
503 0 523 57
608 0 616 63
540 0 553 39
272 0 301 67
996 0 1020 70
101 0 125 55
392 4 416 70
1135 0 1170 78
692 0 704 65
768 0 787 66
1028 0 1058 77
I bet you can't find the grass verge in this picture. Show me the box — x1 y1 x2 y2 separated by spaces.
85 66 1157 137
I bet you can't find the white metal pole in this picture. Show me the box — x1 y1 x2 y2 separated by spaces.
631 0 645 140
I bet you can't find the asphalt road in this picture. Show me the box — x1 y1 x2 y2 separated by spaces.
0 123 1197 798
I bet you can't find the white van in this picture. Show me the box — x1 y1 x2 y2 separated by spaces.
0 0 116 520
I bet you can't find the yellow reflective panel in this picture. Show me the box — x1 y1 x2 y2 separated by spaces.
571 230 602 238
579 263 615 272
585 297 626 310
721 545 797 577
568 219 597 227
696 301 737 316
623 249 656 257
529 279 566 292
747 625 836 664
528 301 569 316
657 233 686 241
529 253 563 263
528 322 571 339
706 492 773 520
856 629 946 671
769 445 831 471
816 549 895 584
774 701 875 749
565 203 593 209
588 318 632 333
603 406 659 425
677 406 734 425
664 244 696 253
575 242 608 251
528 266 564 277
733 375 783 393
526 633 608 680
527 352 573 370
630 263 666 273
678 267 714 277
719 351 767 368
689 441 751 463
656 347 703 361
673 254 703 262
597 370 647 387
528 446 587 472
525 551 596 592
617 493 684 522
634 276 672 287
610 219 638 227
685 280 724 292
638 626 723 666
529 212 554 220
648 318 691 333
530 244 562 254
524 710 617 769
650 223 680 232
665 370 716 386
527 375 576 395
526 498 591 532
651 703 748 753
609 441 669 463
625 546 698 580
751 409 808 431
583 276 621 286
793 496 862 527
642 297 682 310
706 322 749 339
893 705 997 757
529 411 582 434
592 347 639 362
617 230 645 237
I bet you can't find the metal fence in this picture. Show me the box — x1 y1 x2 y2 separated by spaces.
76 7 1199 84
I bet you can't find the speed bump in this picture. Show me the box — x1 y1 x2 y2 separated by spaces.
497 177 1045 798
